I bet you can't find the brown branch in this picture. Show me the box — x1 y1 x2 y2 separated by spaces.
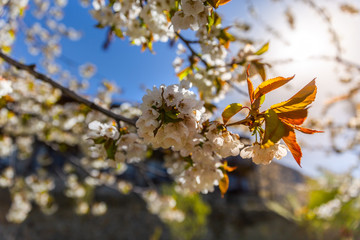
0 51 137 126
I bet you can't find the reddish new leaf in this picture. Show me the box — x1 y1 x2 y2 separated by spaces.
218 0 232 6
253 75 295 101
293 125 323 134
246 65 254 103
223 161 237 172
277 109 308 126
219 173 229 197
271 79 317 113
282 125 302 167
207 0 232 8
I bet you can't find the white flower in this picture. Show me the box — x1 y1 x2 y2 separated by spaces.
136 83 204 152
315 198 341 219
240 143 288 165
91 202 107 216
181 0 204 16
88 120 119 139
115 133 146 163
0 78 13 97
205 122 243 157
92 0 105 10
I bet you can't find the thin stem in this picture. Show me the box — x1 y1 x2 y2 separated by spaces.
226 117 250 127
176 32 209 68
0 51 137 126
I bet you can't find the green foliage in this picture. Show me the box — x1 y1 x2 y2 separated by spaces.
268 171 360 239
162 185 211 240
307 189 338 209
221 103 242 124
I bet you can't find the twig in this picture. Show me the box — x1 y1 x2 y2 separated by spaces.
0 51 137 126
176 32 209 68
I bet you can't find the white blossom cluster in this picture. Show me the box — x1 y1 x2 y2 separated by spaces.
142 190 185 222
240 142 288 165
0 77 13 97
173 33 232 102
196 27 229 66
0 19 16 53
90 0 175 46
171 0 211 31
184 68 230 102
0 167 14 187
6 193 32 223
0 135 14 157
176 147 224 193
137 83 244 193
136 82 205 155
6 175 57 223
87 120 147 164
314 198 342 219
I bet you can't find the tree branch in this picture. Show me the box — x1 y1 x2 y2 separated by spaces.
0 51 137 126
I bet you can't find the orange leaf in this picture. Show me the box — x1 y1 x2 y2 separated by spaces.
253 75 295 101
208 0 232 8
271 79 317 113
219 173 229 197
246 65 254 103
282 125 302 167
223 161 237 172
218 0 232 6
277 109 308 125
293 125 323 134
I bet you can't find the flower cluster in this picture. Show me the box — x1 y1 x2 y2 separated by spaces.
240 143 288 165
6 175 57 223
90 0 175 47
88 120 147 164
142 190 185 222
136 82 205 155
0 77 13 97
137 83 244 193
171 0 211 31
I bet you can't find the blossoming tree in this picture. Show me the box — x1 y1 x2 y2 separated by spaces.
0 0 324 224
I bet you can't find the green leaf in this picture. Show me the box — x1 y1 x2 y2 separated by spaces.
260 94 266 106
113 28 124 38
93 137 107 144
177 67 192 80
104 139 117 159
262 109 286 147
308 190 338 210
95 23 105 29
222 103 243 124
254 42 269 55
